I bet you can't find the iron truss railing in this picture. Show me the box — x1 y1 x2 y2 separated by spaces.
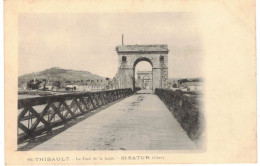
155 88 202 140
18 89 133 143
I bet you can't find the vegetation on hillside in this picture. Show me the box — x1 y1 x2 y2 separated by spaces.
18 67 107 83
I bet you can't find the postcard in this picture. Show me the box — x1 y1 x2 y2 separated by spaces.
5 0 256 164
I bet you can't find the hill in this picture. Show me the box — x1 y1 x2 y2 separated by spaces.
18 67 107 83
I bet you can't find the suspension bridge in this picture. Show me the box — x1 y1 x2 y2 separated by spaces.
17 44 202 151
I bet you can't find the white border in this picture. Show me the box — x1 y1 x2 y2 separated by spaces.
1 0 5 166
0 1 259 166
256 0 259 165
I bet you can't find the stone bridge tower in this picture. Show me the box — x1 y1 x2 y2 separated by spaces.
114 44 169 91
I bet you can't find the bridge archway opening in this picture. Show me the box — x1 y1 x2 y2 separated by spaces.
134 58 153 91
115 44 168 91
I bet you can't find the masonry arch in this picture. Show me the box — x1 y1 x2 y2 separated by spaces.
133 57 153 68
114 44 169 91
134 59 153 90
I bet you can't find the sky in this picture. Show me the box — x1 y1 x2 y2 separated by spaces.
19 13 202 79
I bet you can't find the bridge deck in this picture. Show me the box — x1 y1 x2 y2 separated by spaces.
32 90 197 150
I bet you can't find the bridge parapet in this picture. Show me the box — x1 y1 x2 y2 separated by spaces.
18 88 133 143
155 88 202 140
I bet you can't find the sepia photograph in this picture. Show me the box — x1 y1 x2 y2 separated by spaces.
4 0 256 165
17 13 204 151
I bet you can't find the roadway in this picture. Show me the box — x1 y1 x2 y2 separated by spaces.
31 90 197 150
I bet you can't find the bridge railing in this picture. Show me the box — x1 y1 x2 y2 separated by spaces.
18 88 133 143
155 88 202 140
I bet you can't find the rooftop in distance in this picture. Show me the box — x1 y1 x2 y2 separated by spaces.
116 44 169 53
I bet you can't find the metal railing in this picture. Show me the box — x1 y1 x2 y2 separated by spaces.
18 88 133 143
155 88 201 140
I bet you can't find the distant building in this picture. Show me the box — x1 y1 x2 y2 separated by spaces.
66 79 109 92
18 82 28 91
18 77 110 92
45 85 54 91
179 82 202 91
167 80 178 89
178 79 202 92
66 84 78 90
135 71 153 90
